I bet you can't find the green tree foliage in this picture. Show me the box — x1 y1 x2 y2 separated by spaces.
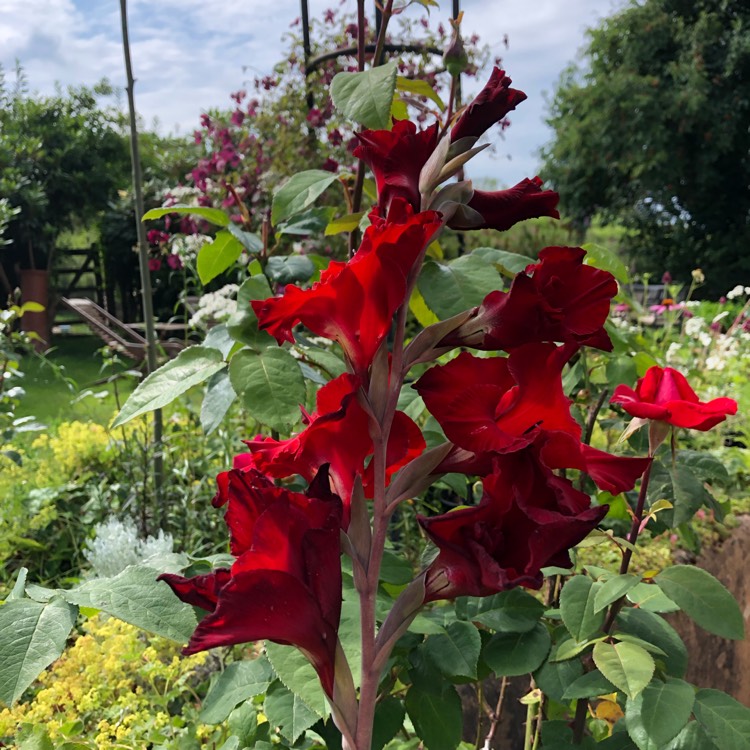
541 0 750 294
0 68 132 280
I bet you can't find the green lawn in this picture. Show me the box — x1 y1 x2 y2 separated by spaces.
15 335 138 426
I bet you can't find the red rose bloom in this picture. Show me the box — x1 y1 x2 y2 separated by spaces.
451 67 527 142
448 178 560 231
420 462 607 602
353 120 439 213
611 366 738 431
159 468 343 697
253 202 442 376
441 246 617 352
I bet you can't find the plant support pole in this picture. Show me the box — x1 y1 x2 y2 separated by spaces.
119 0 164 512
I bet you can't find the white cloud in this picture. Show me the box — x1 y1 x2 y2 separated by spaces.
0 0 625 184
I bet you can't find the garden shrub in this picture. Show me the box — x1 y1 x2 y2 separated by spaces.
0 614 217 748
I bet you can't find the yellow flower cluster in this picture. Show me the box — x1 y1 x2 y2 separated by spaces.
0 615 217 748
32 420 111 484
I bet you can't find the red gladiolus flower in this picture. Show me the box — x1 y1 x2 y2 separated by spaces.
438 430 649 496
159 468 343 697
414 344 581 455
243 373 425 525
448 177 560 231
451 67 527 142
253 202 442 376
420 463 607 602
611 366 738 431
353 120 438 213
441 246 617 352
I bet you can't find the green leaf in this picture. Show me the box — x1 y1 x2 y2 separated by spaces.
662 721 717 750
201 369 236 434
9 567 27 600
562 669 617 700
560 576 605 642
592 641 654 699
614 634 666 657
472 246 533 276
200 658 273 724
325 212 366 236
655 566 744 640
265 643 328 718
276 206 336 236
417 255 503 320
534 658 584 702
112 346 226 427
625 678 695 750
670 465 711 526
483 623 551 677
226 275 275 350
63 566 196 642
16 724 54 750
395 76 445 111
405 682 462 750
552 636 601 662
424 620 481 680
0 597 77 706
598 734 639 750
581 242 629 284
203 323 237 359
693 689 750 750
142 204 230 226
331 61 399 130
197 230 244 284
458 588 545 633
616 607 688 677
373 697 406 750
594 574 642 613
409 286 440 327
265 254 316 285
228 701 259 746
264 680 320 742
227 223 263 253
380 550 414 585
676 450 729 485
338 587 363 687
228 348 305 432
271 170 339 226
626 582 680 613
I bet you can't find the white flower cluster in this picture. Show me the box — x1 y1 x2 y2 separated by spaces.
84 516 174 578
706 336 740 371
684 316 713 347
169 233 211 263
189 284 239 328
726 285 750 300
161 185 202 205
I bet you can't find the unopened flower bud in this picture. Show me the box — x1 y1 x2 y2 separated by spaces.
691 268 705 284
443 15 469 77
662 271 672 284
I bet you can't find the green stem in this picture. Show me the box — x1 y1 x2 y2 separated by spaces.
523 701 537 750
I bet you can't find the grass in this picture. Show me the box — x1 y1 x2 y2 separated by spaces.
15 335 139 427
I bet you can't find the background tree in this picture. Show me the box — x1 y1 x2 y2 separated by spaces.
0 69 132 289
540 0 750 295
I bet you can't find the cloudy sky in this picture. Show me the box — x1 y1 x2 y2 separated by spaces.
0 0 626 186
